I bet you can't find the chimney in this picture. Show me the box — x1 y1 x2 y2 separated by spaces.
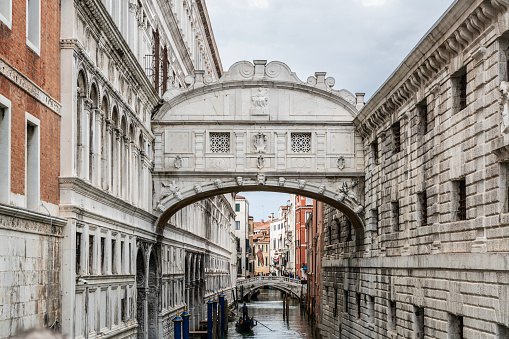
261 219 264 223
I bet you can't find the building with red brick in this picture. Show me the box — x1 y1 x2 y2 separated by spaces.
252 219 271 275
294 195 313 279
306 200 324 327
0 0 66 335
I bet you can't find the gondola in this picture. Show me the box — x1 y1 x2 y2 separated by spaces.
235 316 257 332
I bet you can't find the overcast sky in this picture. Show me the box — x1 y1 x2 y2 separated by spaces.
207 0 455 221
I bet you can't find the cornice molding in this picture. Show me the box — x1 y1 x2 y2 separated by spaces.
0 56 62 115
0 203 67 227
355 0 509 138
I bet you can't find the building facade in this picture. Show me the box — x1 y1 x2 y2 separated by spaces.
253 219 270 275
57 0 233 338
319 1 509 338
294 195 313 279
233 195 250 278
0 0 66 336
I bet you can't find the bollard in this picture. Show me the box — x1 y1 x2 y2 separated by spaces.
286 293 290 319
207 300 213 339
173 311 183 339
224 298 228 334
182 306 190 339
212 299 218 339
283 293 286 319
219 293 225 336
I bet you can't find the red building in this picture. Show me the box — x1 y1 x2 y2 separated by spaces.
294 195 313 278
306 200 324 326
0 0 63 335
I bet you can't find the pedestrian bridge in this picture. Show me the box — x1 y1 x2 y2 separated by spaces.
237 276 306 299
152 60 366 233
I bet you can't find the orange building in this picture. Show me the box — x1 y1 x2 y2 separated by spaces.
253 219 271 275
294 195 313 278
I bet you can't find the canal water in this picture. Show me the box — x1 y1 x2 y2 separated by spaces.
227 289 314 338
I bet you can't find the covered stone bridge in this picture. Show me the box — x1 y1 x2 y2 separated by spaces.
237 276 307 300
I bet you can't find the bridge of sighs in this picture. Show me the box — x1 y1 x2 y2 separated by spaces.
152 60 366 232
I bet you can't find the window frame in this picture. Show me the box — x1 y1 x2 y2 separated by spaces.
0 0 12 29
25 112 40 209
0 94 11 204
26 0 41 55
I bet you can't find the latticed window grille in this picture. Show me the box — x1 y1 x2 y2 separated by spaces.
457 179 467 220
291 133 312 153
210 132 230 153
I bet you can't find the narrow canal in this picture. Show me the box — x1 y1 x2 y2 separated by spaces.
227 289 314 338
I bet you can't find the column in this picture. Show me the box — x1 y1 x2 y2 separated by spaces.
94 110 103 187
103 119 112 191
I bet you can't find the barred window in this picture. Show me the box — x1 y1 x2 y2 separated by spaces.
392 122 401 153
210 132 230 153
291 133 311 153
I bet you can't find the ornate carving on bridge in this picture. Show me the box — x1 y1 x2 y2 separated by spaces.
278 177 286 187
251 89 269 115
318 185 326 195
214 179 223 189
236 177 244 186
337 156 345 170
174 155 183 169
298 180 307 189
194 184 202 194
156 181 181 211
257 174 266 185
253 132 268 153
257 155 265 169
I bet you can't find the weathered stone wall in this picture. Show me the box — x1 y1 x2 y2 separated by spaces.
320 1 509 338
0 211 64 338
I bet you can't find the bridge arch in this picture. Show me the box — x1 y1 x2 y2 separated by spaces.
238 277 306 300
152 60 366 231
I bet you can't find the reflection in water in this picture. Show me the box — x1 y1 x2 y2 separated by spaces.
227 289 314 338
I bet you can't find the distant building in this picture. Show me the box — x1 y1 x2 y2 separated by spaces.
306 200 324 324
253 219 271 275
294 195 313 278
234 195 250 277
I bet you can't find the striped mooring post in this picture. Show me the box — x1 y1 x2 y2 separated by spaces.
173 311 183 339
182 306 190 339
207 300 213 339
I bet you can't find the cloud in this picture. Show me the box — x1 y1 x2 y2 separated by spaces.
355 0 387 6
248 0 269 9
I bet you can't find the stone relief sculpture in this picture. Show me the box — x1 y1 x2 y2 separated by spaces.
174 155 183 169
236 177 244 186
252 89 268 108
318 185 326 195
337 156 345 170
257 155 265 169
278 177 286 187
298 180 306 189
336 181 360 206
193 184 202 193
253 132 268 153
500 81 509 134
214 179 223 189
156 181 181 211
257 174 266 185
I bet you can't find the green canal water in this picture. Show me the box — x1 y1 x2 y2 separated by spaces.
226 289 315 338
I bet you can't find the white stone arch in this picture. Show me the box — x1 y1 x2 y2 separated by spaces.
153 60 366 233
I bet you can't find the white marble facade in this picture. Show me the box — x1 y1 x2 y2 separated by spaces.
59 0 232 338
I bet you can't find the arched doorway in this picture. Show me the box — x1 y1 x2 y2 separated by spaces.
147 251 158 339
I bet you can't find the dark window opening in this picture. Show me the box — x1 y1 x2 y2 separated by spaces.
389 301 397 331
457 179 467 221
76 232 82 274
344 290 349 314
89 235 94 274
120 241 124 272
392 122 401 153
121 297 126 321
417 100 429 134
101 237 106 274
459 73 467 111
346 218 352 242
129 243 132 273
333 288 338 317
448 313 464 339
112 239 117 274
418 191 428 226
414 306 425 339
392 201 400 232
371 140 379 164
356 292 361 320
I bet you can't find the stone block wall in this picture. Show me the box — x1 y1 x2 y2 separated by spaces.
319 1 509 338
0 211 64 338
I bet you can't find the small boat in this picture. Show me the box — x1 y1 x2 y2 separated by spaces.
228 310 237 322
235 316 257 332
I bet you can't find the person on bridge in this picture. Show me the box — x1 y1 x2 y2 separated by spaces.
242 302 248 320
